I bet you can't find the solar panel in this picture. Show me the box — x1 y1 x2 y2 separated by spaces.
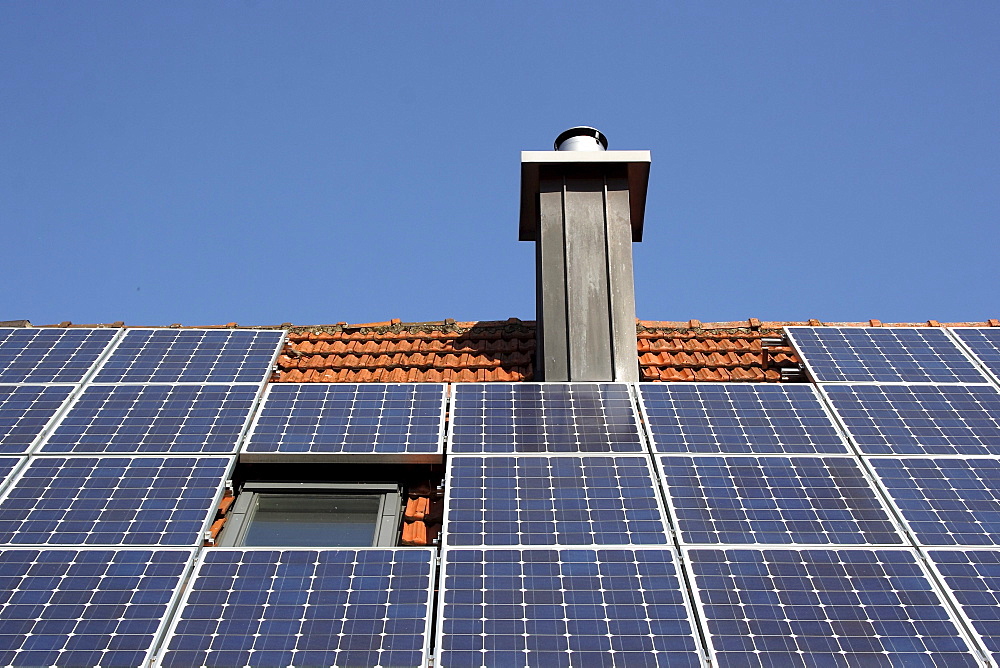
823 384 1000 456
449 383 644 454
0 328 118 384
639 384 848 455
444 455 670 546
157 548 435 668
927 548 1000 664
0 458 24 491
952 327 1000 383
438 547 702 668
0 456 231 546
92 329 285 384
0 385 74 454
785 326 987 383
659 455 904 545
686 547 979 667
0 548 192 667
243 384 445 461
40 384 260 455
869 458 1000 546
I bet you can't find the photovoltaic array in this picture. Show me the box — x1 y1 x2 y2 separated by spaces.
638 384 847 454
445 455 669 546
438 548 702 668
0 328 118 384
243 383 445 458
687 548 979 667
0 385 74 454
658 456 903 545
869 457 1000 546
0 456 230 546
93 329 285 384
785 326 988 383
927 549 1000 663
450 383 643 454
0 458 25 490
952 327 1000 383
822 383 1000 455
158 548 435 668
0 548 192 667
40 384 260 454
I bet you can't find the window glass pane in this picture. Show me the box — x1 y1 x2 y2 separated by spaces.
242 494 382 547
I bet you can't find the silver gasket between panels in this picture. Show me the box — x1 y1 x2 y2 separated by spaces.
651 453 911 548
815 382 1000 459
0 454 238 548
440 452 672 549
29 383 267 456
151 546 438 668
635 382 853 456
919 545 1000 667
784 325 993 385
0 545 199 668
239 382 447 464
947 327 1000 389
446 381 647 456
434 544 709 668
86 328 287 386
679 544 988 668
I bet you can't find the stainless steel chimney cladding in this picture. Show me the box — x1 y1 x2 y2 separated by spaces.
554 126 608 152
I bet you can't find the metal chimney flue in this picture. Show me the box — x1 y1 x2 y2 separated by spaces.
519 128 651 382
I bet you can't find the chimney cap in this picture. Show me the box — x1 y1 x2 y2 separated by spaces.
554 126 608 151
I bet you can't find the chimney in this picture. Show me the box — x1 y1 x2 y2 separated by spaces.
519 127 650 382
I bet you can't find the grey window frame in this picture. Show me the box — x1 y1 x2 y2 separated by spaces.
217 481 403 547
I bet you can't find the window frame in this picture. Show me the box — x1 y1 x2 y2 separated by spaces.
216 481 403 548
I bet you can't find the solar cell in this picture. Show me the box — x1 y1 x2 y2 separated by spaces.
438 547 702 668
952 327 1000 384
823 384 1000 456
445 455 670 546
40 384 259 454
158 548 435 668
869 458 1000 546
0 328 118 384
785 326 987 383
927 549 1000 663
449 383 644 454
0 458 24 491
0 456 231 546
686 547 979 667
0 385 74 454
639 383 848 455
0 548 192 667
659 455 903 545
243 383 445 460
92 329 284 384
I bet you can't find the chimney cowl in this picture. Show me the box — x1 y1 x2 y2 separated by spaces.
554 126 608 152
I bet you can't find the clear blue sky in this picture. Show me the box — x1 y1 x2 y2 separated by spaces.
2 3 998 327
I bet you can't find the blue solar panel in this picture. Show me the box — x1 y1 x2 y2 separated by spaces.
93 329 284 384
0 548 192 667
687 548 978 667
785 326 987 383
450 383 644 454
928 549 1000 664
0 456 230 546
445 455 670 546
438 548 702 668
639 384 848 455
0 328 118 384
243 384 445 458
158 548 434 668
0 385 74 454
40 384 259 454
824 384 1000 456
660 456 903 545
0 458 24 491
952 328 1000 383
869 458 1000 546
